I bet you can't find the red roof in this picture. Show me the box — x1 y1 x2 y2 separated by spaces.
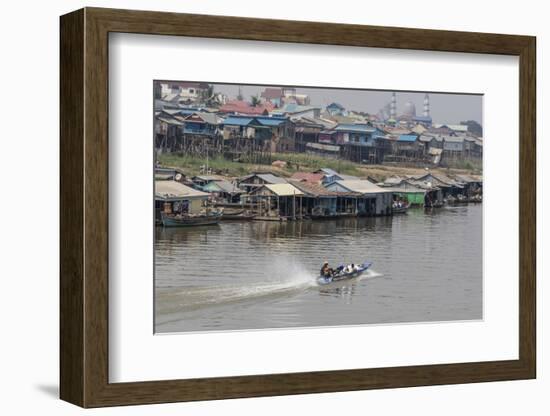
167 81 209 89
261 88 283 100
219 100 275 115
290 172 325 183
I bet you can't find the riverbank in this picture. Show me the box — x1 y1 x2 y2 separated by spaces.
158 152 481 183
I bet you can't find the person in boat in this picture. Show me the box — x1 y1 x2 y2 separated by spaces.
320 262 333 278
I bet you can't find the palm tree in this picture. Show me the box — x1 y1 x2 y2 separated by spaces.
250 95 261 107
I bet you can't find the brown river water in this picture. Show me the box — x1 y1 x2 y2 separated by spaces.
155 204 482 333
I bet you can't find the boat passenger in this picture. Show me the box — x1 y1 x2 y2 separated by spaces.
320 262 333 278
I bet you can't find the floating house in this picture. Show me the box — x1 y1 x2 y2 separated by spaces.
379 176 427 206
325 180 393 216
313 168 359 186
202 180 244 204
155 167 187 182
191 175 226 187
248 183 304 221
237 173 288 193
155 180 210 223
454 174 483 197
410 173 462 200
289 180 338 218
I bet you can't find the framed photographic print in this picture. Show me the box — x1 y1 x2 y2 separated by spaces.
60 7 536 408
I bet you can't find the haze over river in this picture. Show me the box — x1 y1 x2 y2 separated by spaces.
155 204 482 333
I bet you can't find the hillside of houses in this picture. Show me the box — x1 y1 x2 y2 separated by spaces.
154 82 483 170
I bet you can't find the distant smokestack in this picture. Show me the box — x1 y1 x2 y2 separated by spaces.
390 92 397 119
423 93 430 117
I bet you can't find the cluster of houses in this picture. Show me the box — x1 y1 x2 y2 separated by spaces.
155 166 482 224
154 83 483 167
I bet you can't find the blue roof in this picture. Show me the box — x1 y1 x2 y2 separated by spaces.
412 115 433 122
335 124 377 133
272 104 317 115
223 117 256 126
397 134 418 142
258 118 286 126
327 102 345 109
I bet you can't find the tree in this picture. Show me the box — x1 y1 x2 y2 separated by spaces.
460 120 483 137
250 95 261 107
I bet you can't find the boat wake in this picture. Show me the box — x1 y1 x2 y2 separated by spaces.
156 261 316 316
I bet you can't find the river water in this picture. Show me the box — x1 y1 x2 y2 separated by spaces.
155 204 482 333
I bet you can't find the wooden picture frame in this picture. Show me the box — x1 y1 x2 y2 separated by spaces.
60 7 536 408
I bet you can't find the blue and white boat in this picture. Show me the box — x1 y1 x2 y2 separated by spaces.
317 262 372 285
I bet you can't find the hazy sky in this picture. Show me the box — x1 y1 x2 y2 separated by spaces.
210 83 482 125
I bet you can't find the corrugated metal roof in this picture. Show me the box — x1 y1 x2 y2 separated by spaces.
338 174 360 180
418 134 436 142
219 100 274 115
192 175 225 181
264 184 304 196
156 116 183 126
290 172 325 183
333 180 393 194
257 118 286 126
397 134 418 142
317 168 339 176
335 123 377 133
383 176 404 185
240 173 288 184
434 124 469 132
454 174 482 183
412 115 433 122
442 135 465 143
155 181 209 199
289 180 337 197
222 116 256 126
184 112 221 125
204 180 243 194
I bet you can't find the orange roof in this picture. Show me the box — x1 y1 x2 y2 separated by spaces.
220 100 275 115
290 172 325 183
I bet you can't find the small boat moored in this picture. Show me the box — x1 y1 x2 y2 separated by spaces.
392 203 410 214
220 209 257 221
160 211 222 227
